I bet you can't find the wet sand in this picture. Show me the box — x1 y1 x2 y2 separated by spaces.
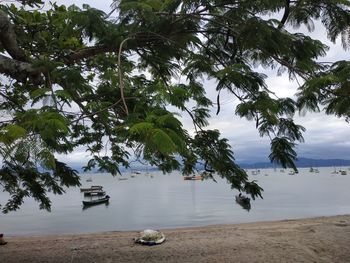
1 215 350 263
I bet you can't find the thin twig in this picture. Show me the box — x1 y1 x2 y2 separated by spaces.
70 99 122 124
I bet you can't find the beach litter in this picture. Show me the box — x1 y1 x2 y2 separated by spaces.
134 229 166 246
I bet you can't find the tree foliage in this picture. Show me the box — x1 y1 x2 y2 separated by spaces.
0 0 349 212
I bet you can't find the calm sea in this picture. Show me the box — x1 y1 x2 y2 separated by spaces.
1 167 350 235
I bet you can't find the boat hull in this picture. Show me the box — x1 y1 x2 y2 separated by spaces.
183 176 203 180
82 197 110 206
84 191 106 196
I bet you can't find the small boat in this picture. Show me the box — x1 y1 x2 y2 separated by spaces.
183 175 203 180
82 195 110 206
86 178 92 182
80 186 103 192
118 178 128 181
235 194 251 211
130 171 141 177
84 190 106 196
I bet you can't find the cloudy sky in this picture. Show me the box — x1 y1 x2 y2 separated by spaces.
49 0 350 165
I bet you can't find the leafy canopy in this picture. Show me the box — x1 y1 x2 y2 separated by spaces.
0 0 350 212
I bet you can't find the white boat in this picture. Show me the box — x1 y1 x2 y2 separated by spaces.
80 185 103 192
84 190 106 196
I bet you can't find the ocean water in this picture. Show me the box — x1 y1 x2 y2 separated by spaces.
1 167 350 235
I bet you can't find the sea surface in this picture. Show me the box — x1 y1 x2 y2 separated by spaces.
1 167 350 235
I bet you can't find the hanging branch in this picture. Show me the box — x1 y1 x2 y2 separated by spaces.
216 90 221 115
118 37 131 116
278 0 291 29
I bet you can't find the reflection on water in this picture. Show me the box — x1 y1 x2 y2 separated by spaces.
1 167 350 235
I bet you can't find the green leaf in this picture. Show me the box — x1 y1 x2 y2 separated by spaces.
38 149 56 169
30 88 50 100
150 128 177 154
269 137 297 170
130 122 154 135
0 125 27 145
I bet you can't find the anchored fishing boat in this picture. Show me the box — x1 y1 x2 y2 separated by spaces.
80 185 103 192
82 195 110 206
183 176 203 180
83 190 106 196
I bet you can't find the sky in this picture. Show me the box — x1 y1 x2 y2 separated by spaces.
46 0 350 165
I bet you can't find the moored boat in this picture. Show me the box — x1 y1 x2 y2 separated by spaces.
82 195 110 206
183 175 203 180
84 190 106 196
80 185 103 192
118 178 128 181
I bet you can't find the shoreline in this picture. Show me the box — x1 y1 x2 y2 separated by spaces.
1 215 350 262
3 214 350 237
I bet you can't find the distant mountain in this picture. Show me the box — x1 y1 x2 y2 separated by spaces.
70 157 350 173
238 157 350 169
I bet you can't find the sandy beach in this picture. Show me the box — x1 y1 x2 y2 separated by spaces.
1 215 350 263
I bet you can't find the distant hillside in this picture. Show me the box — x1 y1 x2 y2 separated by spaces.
71 157 350 173
239 157 350 169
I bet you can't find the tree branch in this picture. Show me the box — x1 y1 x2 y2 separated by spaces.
0 10 27 61
278 0 291 29
65 45 118 64
0 54 41 82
